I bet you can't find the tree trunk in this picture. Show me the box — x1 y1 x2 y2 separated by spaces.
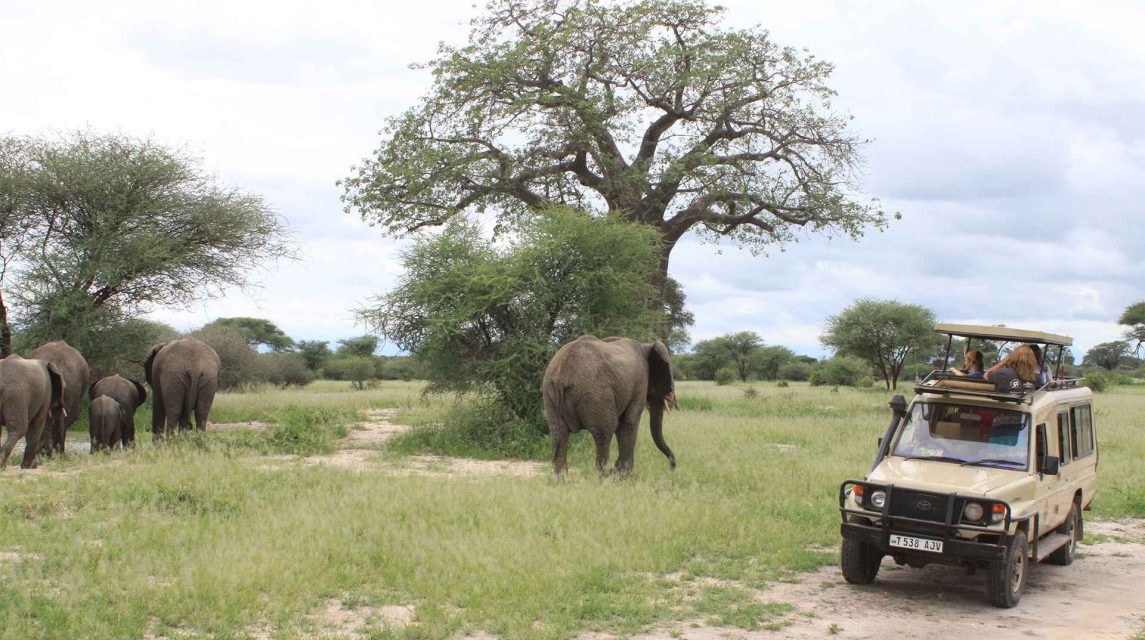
0 287 10 357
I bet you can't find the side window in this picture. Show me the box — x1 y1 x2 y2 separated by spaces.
1056 412 1071 465
1036 423 1047 467
1071 405 1095 459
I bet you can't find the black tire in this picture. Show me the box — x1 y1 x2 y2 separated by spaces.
840 519 882 585
1047 503 1080 566
987 529 1028 608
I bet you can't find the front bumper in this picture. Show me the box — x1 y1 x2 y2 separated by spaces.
839 480 1015 564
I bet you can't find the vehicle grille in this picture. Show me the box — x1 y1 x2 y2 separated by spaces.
890 490 950 523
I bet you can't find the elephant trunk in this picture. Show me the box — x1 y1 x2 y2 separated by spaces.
647 398 676 470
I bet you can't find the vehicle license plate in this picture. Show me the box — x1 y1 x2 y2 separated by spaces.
889 534 943 553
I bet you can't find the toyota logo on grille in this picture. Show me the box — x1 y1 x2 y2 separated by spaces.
916 500 933 511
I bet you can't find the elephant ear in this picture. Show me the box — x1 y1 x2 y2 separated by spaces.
143 342 168 386
647 341 674 398
89 381 99 401
130 378 147 405
46 362 66 411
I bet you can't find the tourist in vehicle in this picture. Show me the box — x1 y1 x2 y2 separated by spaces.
1028 344 1053 385
985 345 1039 392
952 350 986 379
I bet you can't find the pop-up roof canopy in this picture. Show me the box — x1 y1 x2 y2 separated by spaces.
935 323 1073 347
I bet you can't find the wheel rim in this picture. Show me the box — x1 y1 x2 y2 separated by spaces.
1010 547 1024 593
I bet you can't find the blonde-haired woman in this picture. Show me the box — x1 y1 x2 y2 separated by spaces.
985 345 1039 392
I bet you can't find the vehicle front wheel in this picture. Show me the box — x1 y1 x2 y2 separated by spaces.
1047 503 1080 566
841 520 882 585
987 530 1028 608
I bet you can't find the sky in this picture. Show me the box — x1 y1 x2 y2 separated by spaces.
2 0 1142 358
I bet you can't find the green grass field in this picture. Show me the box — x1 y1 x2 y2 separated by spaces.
2 381 1143 639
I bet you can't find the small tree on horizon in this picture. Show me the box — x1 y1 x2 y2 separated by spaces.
820 299 936 390
1120 302 1145 355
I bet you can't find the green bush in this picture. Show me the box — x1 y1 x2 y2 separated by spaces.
1084 370 1109 393
322 356 377 389
778 362 812 382
1108 372 1135 386
715 367 737 386
776 380 790 388
810 356 868 387
743 386 759 399
388 401 551 460
258 353 315 387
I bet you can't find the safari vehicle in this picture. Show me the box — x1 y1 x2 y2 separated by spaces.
838 324 1098 607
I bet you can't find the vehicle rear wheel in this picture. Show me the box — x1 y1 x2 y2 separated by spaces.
840 518 882 585
1047 503 1080 566
987 530 1028 608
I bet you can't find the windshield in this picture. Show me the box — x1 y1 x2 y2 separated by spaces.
891 402 1029 468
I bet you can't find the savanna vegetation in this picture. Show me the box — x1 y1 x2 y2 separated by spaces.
2 380 1143 640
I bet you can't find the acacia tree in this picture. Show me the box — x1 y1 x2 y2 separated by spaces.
1 132 292 358
342 0 890 299
821 299 936 390
1120 302 1145 354
201 317 296 352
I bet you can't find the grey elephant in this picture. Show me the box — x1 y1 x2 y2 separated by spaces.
542 336 677 475
89 375 147 447
144 337 220 439
89 395 126 452
29 341 89 456
0 355 65 469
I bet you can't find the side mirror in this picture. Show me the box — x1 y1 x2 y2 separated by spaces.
1039 455 1060 476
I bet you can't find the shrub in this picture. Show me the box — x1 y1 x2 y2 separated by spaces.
811 356 868 387
715 367 737 386
778 362 812 382
259 353 315 387
776 380 790 388
322 356 378 389
1084 370 1109 393
388 401 550 460
743 386 758 399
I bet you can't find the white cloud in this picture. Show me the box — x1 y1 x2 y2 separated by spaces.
2 0 1142 360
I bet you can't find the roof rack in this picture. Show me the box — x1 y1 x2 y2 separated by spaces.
914 371 1085 405
934 323 1072 347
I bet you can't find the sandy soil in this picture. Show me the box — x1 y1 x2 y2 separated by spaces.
598 518 1145 640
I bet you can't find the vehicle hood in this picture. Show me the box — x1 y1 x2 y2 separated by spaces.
868 457 1027 496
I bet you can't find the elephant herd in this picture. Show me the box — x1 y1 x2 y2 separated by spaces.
3 332 675 475
0 337 221 470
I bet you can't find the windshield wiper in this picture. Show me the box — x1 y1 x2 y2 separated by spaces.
899 454 967 464
959 458 1026 468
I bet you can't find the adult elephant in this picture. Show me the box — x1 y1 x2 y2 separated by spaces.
542 336 677 475
144 337 221 439
29 341 89 456
89 375 147 447
0 355 65 469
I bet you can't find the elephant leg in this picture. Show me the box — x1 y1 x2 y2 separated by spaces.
21 410 47 469
53 413 66 455
151 387 166 441
1 423 21 469
194 390 215 432
592 430 614 475
123 413 135 448
614 423 639 475
551 423 570 475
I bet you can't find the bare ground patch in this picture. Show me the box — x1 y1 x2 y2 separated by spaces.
570 519 1145 640
304 598 417 638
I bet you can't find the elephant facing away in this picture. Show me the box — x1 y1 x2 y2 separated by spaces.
29 341 89 457
0 355 65 469
89 395 126 452
144 337 220 439
89 375 147 447
542 336 677 475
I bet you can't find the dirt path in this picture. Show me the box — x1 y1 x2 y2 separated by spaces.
621 519 1145 640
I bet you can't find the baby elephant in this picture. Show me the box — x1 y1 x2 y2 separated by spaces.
89 395 127 452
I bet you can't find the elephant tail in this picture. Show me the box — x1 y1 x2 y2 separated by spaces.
543 378 574 435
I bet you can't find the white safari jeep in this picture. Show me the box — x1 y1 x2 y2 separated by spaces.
839 324 1098 607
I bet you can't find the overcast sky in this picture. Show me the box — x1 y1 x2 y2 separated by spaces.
2 0 1142 357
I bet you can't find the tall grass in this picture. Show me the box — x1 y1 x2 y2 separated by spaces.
1 381 1141 639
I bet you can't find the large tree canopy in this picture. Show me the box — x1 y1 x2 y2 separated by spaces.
821 299 936 390
0 131 293 356
342 0 890 289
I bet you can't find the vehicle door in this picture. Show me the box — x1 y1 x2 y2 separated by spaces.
1048 409 1076 530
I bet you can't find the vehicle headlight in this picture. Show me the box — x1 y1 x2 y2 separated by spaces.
870 490 886 509
963 502 984 522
